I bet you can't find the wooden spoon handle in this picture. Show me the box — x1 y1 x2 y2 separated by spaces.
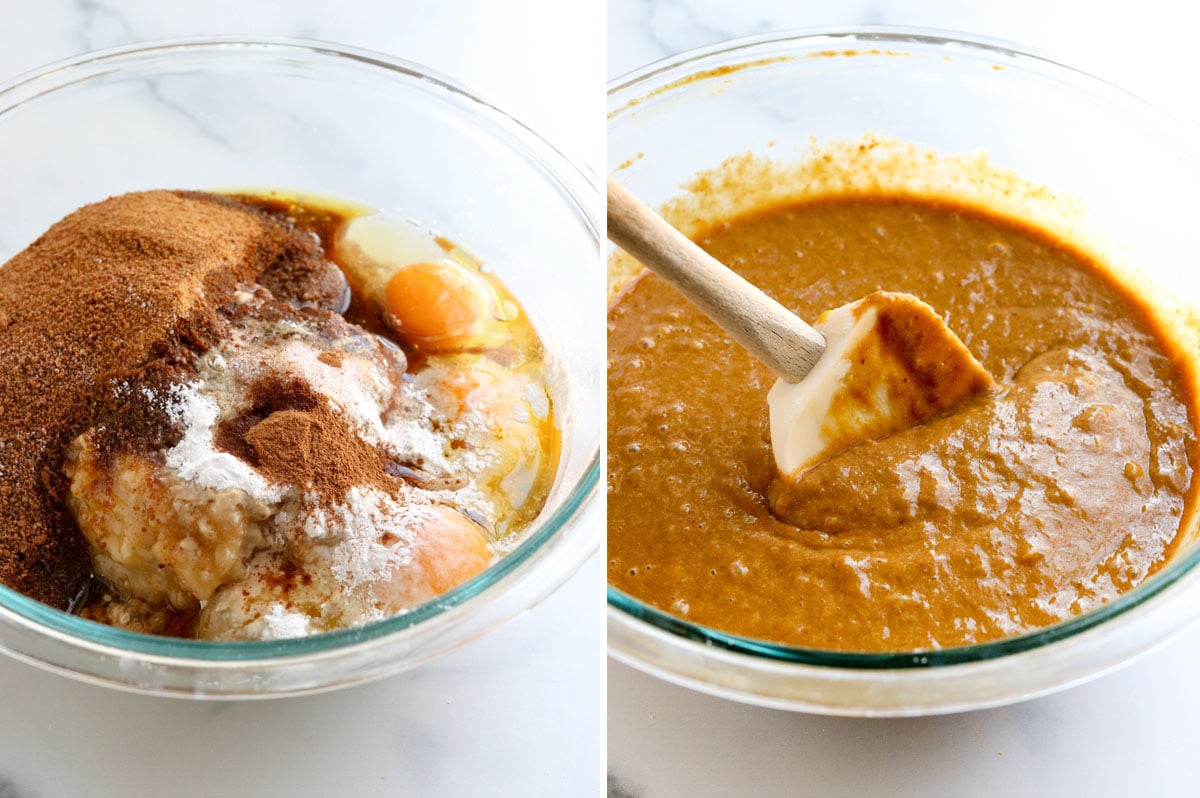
606 177 825 383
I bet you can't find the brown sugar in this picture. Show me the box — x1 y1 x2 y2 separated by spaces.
0 190 334 608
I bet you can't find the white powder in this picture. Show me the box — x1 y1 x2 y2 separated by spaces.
272 337 393 443
255 604 312 640
220 324 454 476
390 420 453 470
410 482 492 518
313 374 452 475
444 408 496 475
303 487 445 590
161 382 281 503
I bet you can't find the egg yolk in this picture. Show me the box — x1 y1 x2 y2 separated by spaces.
384 261 488 345
412 505 492 594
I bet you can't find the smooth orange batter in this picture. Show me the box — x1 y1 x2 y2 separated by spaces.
607 195 1198 652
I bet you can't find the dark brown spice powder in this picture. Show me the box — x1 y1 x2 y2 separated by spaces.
0 190 335 608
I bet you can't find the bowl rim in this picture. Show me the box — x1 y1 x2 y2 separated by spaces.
608 23 1137 108
0 35 602 666
605 25 1200 677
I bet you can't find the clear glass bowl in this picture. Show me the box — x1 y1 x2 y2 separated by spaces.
0 38 602 697
607 27 1200 715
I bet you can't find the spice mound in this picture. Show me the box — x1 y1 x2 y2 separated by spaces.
0 190 558 640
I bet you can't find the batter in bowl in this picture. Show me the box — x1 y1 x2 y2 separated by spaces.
608 190 1198 652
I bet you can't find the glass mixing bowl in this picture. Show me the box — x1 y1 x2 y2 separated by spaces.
0 38 602 697
607 27 1200 715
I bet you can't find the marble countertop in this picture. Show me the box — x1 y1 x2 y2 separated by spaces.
0 2 602 797
608 1 1200 797
608 0 1200 127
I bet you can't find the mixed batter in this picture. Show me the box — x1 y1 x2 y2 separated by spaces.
608 195 1198 652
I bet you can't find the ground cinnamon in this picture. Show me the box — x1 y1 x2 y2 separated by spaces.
218 377 397 503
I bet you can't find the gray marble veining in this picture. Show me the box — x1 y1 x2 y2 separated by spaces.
607 773 641 798
0 775 33 798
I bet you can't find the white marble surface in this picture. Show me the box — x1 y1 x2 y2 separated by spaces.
608 1 1200 796
608 0 1200 127
0 2 602 797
